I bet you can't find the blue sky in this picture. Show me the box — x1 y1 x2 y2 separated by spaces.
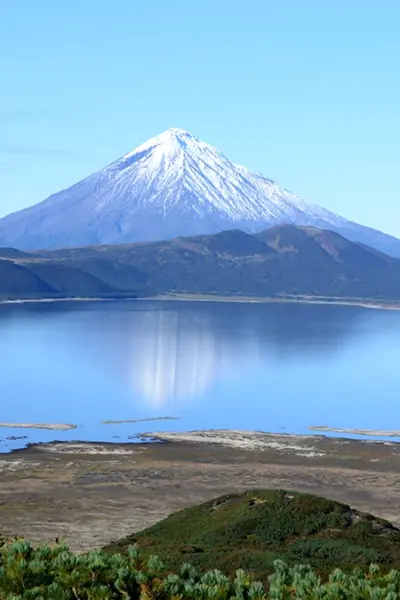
1 0 399 235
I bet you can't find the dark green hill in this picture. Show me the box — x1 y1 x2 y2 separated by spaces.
51 257 149 293
0 247 30 259
27 260 114 296
0 257 151 300
175 229 276 257
43 226 400 300
256 225 395 269
4 225 400 301
0 259 57 296
104 489 400 579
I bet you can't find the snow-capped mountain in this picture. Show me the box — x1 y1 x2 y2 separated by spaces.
0 127 399 255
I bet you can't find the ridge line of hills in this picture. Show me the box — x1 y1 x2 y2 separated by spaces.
1 224 400 303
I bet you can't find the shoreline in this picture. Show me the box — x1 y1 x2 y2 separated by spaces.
1 293 400 311
309 425 400 437
3 428 400 457
3 432 400 549
0 296 136 305
137 429 400 451
0 422 77 431
152 293 400 311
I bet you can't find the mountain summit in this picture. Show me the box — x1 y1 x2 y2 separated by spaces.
1 128 399 255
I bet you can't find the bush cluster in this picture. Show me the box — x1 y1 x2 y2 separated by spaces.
1 539 400 599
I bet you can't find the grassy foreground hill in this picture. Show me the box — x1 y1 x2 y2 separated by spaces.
105 489 400 579
3 491 400 598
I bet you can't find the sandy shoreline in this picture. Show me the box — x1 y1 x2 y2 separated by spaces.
1 293 400 311
2 426 400 457
139 430 328 454
101 417 178 425
310 425 400 437
138 429 400 451
0 422 77 431
0 297 122 305
153 293 400 311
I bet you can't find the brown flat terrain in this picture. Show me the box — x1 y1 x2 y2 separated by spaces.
1 433 400 551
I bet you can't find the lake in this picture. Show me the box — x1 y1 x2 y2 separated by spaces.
1 299 400 453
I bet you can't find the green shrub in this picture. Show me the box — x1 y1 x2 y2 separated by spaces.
285 539 386 565
1 540 400 599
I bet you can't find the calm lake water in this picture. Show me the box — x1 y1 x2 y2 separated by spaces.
1 299 400 453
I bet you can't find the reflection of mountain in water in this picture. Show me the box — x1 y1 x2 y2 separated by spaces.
124 302 375 408
128 308 266 407
27 300 386 409
130 310 216 406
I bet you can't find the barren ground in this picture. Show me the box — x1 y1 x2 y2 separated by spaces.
1 433 400 551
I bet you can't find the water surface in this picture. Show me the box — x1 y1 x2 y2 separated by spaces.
1 299 399 453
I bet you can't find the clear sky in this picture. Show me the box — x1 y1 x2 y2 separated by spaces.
1 0 399 235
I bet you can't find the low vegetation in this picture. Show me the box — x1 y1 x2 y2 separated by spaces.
1 540 400 599
3 490 400 598
105 490 400 579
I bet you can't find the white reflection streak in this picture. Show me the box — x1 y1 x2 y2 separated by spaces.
130 310 218 408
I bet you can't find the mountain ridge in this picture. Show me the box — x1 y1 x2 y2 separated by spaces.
2 224 400 302
1 128 399 256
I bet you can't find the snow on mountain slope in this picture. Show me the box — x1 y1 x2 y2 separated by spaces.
0 127 399 256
